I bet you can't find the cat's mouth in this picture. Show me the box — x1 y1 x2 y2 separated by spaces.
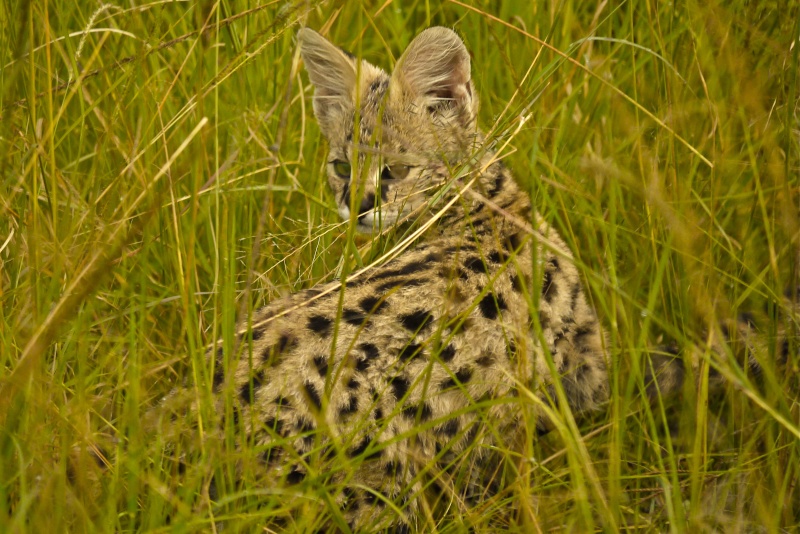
338 205 404 234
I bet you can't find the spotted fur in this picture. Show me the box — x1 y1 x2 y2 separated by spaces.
154 28 796 530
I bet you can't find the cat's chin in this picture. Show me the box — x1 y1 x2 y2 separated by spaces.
350 213 402 234
355 220 394 235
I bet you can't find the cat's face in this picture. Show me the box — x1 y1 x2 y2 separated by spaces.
298 28 480 233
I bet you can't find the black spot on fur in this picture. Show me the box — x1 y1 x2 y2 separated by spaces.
212 365 225 391
574 323 595 343
239 371 265 404
478 292 507 320
238 383 251 404
542 270 556 302
264 417 284 435
569 284 580 309
436 418 460 437
372 261 427 280
273 396 291 408
360 343 380 361
464 256 489 274
441 368 473 390
402 402 432 421
400 310 434 332
738 311 756 328
303 382 322 411
504 232 524 252
507 339 517 358
439 344 456 362
708 364 722 380
384 461 403 477
342 308 366 326
539 310 551 328
390 376 411 400
320 445 336 462
248 329 263 342
260 334 295 366
398 343 424 361
312 355 329 377
347 378 360 390
553 330 564 345
476 354 494 367
445 244 476 254
376 278 424 292
720 322 732 339
363 491 385 507
286 467 306 485
456 368 473 383
355 357 370 372
488 250 507 264
443 316 466 333
424 252 443 263
575 362 593 381
343 501 360 514
359 295 388 314
470 205 486 220
349 436 380 459
260 447 281 466
488 172 505 197
278 333 296 351
297 417 315 434
307 315 333 336
338 396 359 419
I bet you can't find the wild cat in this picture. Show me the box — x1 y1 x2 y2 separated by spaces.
151 27 795 531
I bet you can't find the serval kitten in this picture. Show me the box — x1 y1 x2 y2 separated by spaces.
153 27 795 531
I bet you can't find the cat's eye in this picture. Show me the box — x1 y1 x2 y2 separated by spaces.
381 164 412 181
332 160 351 179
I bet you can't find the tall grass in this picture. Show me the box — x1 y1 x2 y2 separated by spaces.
1 0 798 532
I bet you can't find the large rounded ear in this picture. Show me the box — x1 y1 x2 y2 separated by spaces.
390 27 477 125
298 28 357 136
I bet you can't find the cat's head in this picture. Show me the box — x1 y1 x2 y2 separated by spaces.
298 27 480 233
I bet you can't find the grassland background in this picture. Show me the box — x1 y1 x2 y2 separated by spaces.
1 0 799 532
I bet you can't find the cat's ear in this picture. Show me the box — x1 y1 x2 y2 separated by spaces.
391 27 477 125
298 28 357 135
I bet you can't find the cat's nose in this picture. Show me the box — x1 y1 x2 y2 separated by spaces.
353 192 376 219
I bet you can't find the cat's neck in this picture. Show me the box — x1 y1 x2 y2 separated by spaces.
436 158 533 241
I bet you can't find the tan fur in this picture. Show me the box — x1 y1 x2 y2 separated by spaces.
204 26 606 530
153 28 794 530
